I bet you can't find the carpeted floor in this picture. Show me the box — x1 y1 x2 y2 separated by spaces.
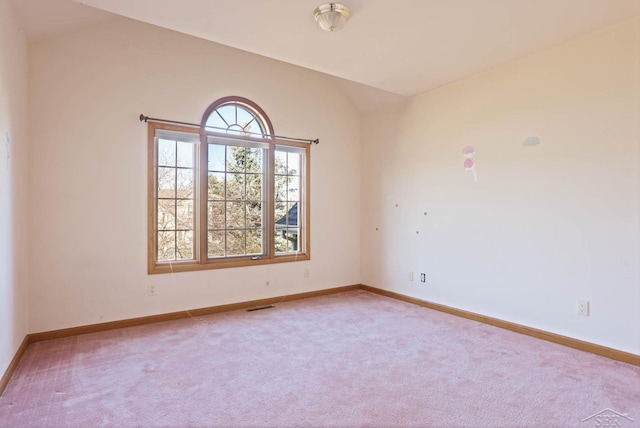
1 290 638 427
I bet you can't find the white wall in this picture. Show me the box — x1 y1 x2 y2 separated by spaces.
28 17 361 333
361 18 640 354
0 0 29 375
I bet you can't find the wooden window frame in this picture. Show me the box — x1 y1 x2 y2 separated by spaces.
148 98 310 274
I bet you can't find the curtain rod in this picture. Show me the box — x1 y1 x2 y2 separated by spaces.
139 114 319 145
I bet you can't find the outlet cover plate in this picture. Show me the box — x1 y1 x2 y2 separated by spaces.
577 299 589 316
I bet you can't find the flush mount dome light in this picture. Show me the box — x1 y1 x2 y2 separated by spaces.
313 3 351 32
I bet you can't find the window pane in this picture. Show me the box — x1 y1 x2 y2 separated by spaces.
158 167 176 199
206 111 229 132
247 202 262 228
237 109 254 135
227 147 245 173
177 141 194 168
274 202 287 226
226 230 246 256
286 228 300 252
158 231 176 261
176 200 193 230
287 152 300 175
208 144 226 172
216 105 235 129
246 148 263 173
275 229 300 254
226 174 245 200
177 169 194 198
208 172 225 200
274 175 287 201
287 202 299 227
158 139 176 167
208 201 225 230
208 231 225 257
275 151 287 174
247 229 263 255
246 173 262 201
275 231 287 253
287 176 300 202
157 199 175 230
226 202 245 229
176 231 193 260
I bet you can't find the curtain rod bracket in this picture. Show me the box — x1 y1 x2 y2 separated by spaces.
139 114 148 123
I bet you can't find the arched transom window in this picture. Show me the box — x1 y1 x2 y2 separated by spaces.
203 97 271 138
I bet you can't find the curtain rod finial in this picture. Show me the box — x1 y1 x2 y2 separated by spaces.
313 139 320 145
139 114 148 122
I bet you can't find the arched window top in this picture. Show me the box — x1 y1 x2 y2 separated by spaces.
201 96 274 139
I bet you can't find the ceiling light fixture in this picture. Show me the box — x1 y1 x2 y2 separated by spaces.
313 3 351 32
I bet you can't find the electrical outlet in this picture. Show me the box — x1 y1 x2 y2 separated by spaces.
420 273 426 283
148 283 157 296
408 271 414 281
577 299 589 316
304 267 310 278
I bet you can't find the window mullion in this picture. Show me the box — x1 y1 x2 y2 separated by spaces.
173 149 178 260
266 141 275 260
149 125 158 273
223 147 228 257
303 148 310 258
192 141 199 262
199 131 208 264
243 162 248 255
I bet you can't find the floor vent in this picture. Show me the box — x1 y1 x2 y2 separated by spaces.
246 304 275 312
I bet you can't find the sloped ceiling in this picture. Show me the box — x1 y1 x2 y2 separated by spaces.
72 0 640 97
9 0 640 111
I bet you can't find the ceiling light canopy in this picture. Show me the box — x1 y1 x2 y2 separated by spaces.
313 3 351 32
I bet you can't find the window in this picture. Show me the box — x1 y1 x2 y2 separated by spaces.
148 97 310 273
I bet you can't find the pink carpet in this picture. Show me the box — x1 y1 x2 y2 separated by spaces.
1 290 638 427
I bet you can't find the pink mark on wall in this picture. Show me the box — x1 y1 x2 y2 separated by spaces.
463 146 475 157
462 146 478 183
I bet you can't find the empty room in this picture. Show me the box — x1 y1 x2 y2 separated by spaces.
1 0 639 426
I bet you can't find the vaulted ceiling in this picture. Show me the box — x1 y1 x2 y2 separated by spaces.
9 0 640 110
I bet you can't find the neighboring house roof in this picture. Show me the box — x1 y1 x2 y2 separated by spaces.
276 202 298 228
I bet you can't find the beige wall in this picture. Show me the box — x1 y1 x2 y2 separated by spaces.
27 17 362 333
0 0 29 375
361 18 640 354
